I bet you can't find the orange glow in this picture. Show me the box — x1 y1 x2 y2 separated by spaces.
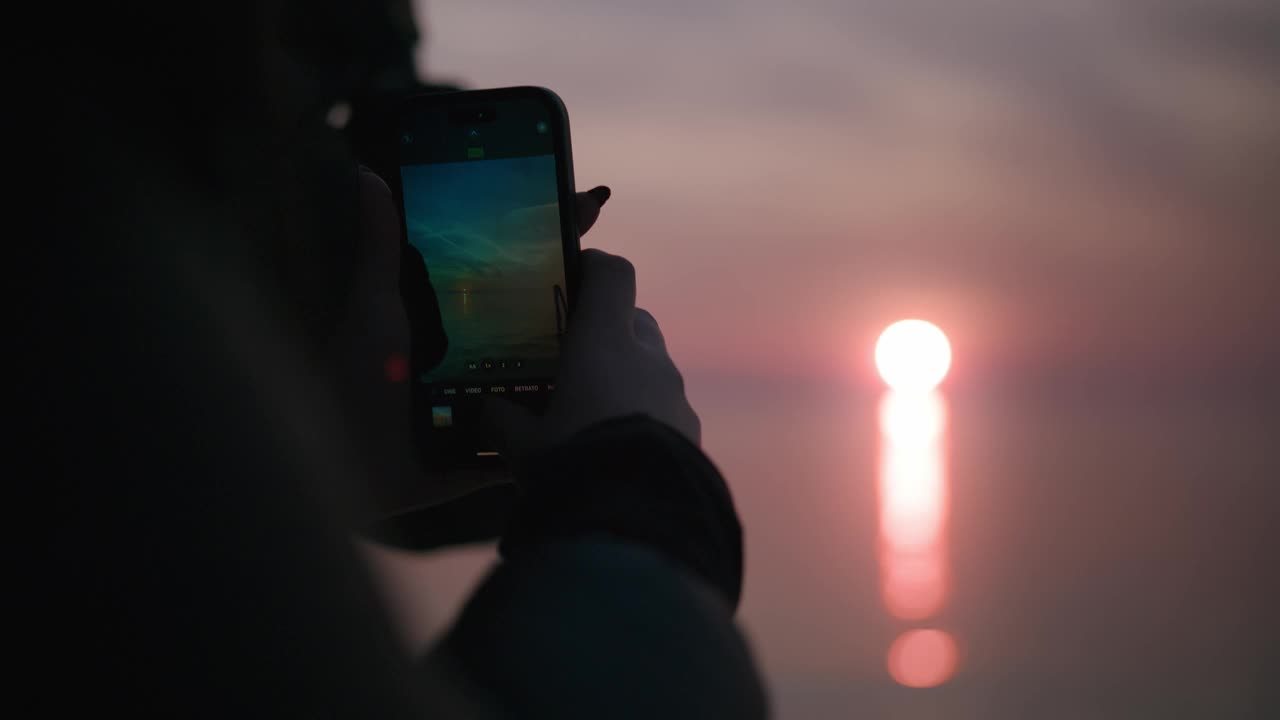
881 553 947 620
879 390 946 448
878 389 950 617
887 629 958 688
875 320 952 393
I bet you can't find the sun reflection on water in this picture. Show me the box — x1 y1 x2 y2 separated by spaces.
876 321 958 687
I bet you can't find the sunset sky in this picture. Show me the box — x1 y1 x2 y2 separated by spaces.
370 4 1279 715
418 0 1279 385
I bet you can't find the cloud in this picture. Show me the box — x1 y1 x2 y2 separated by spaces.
419 0 1280 374
407 203 564 291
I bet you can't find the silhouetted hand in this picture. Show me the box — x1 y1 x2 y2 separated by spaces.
490 249 701 457
336 168 611 523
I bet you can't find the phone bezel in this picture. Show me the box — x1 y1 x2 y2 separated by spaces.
392 86 580 470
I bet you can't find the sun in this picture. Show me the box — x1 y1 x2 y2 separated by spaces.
875 320 952 392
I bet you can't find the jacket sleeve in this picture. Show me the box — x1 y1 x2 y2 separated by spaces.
430 416 768 719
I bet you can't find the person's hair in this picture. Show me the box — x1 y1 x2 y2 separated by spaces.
42 1 366 356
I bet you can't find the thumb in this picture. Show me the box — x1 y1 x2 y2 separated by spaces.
482 396 540 460
356 167 401 292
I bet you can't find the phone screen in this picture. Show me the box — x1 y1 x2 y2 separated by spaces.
396 89 576 460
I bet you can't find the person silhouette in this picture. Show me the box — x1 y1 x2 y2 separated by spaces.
16 1 768 717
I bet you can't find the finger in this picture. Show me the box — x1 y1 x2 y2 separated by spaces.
482 395 540 459
633 307 668 351
683 404 702 446
575 185 611 236
574 248 636 336
357 167 401 291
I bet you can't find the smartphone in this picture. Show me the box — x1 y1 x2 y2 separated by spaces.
392 86 580 469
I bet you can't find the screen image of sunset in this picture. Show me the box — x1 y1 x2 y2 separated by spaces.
401 155 565 382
